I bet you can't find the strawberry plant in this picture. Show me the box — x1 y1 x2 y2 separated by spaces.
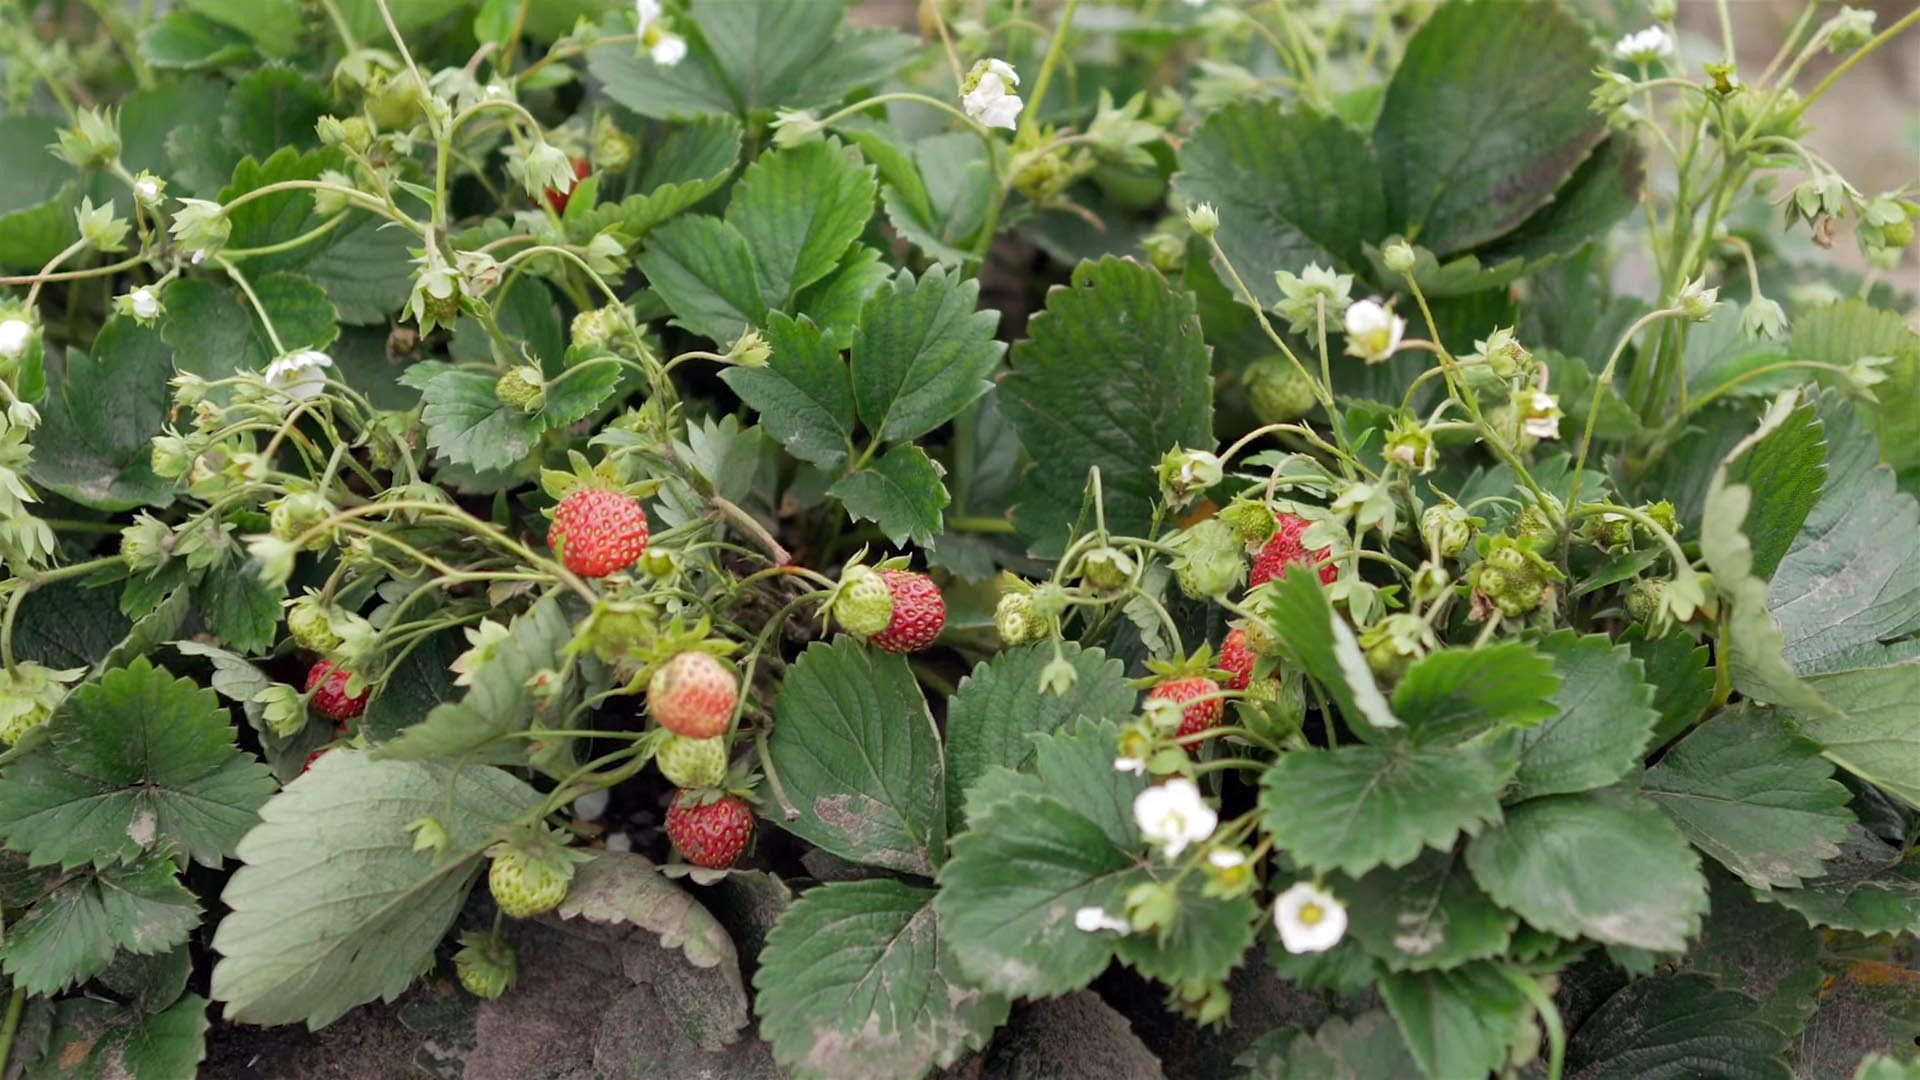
0 0 1916 1077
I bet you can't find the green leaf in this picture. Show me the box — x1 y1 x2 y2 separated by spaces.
0 189 79 274
1112 872 1259 987
720 312 855 469
965 717 1147 853
618 115 743 236
179 0 302 54
1725 396 1825 580
376 598 572 765
28 318 174 511
0 855 198 996
587 43 740 122
1341 848 1514 972
1508 632 1657 801
1257 566 1401 738
1000 256 1212 552
303 219 416 325
1686 868 1823 1034
9 582 132 672
827 443 949 548
944 643 1134 834
1765 394 1920 678
880 133 996 266
1763 828 1920 935
698 0 913 115
935 793 1142 997
220 64 327 161
850 266 1005 443
192 569 284 655
1563 973 1791 1080
1477 135 1644 265
724 139 875 308
0 658 273 871
1258 737 1514 876
100 940 193 1012
140 10 257 69
0 115 75 217
1242 1012 1419 1080
210 751 541 1027
541 359 625 428
36 994 208 1078
790 244 889 343
1623 625 1716 747
674 414 770 506
1644 705 1853 889
764 639 945 875
1389 643 1559 745
754 880 1006 1080
636 214 767 344
1701 397 1835 717
1791 663 1920 809
1378 962 1529 1080
1788 299 1920 471
419 368 544 473
218 148 330 272
359 630 464 744
1173 101 1387 303
1373 0 1605 254
1466 789 1708 952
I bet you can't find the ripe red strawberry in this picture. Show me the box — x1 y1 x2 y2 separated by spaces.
648 651 738 738
1249 512 1336 589
1150 675 1224 740
543 156 592 214
1219 628 1254 691
548 488 649 578
666 791 754 869
305 660 368 721
869 569 945 653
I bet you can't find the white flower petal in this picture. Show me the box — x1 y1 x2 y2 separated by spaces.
650 32 687 66
0 319 32 360
263 349 334 401
1113 756 1146 775
1273 881 1348 954
1133 778 1217 859
1074 906 1130 933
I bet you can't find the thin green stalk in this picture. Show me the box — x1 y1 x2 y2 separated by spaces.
1797 5 1920 113
1019 0 1083 139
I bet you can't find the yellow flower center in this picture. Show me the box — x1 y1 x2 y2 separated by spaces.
1298 902 1324 926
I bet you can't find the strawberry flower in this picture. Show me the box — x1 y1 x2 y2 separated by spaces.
636 0 687 66
962 59 1024 131
1133 778 1217 859
263 350 333 402
1342 299 1405 364
1273 881 1348 954
0 318 34 361
1613 26 1674 63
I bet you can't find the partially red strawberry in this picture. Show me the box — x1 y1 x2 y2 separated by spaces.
1150 675 1224 740
543 156 592 215
1219 628 1254 691
648 651 738 738
1249 512 1336 589
548 488 649 578
666 791 754 869
869 569 945 653
305 660 368 721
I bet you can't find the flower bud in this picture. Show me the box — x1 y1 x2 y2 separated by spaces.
771 108 826 149
1186 202 1219 236
0 317 38 363
1157 447 1223 508
0 663 87 745
1381 240 1416 274
726 328 772 367
119 513 173 571
1384 415 1437 474
132 172 167 209
75 198 129 253
169 199 231 261
1677 276 1719 321
591 112 637 171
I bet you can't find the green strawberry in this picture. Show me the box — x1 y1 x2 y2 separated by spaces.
831 566 893 638
454 931 516 1000
657 734 728 788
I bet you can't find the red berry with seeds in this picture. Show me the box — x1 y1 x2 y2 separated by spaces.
543 156 592 214
1249 512 1336 589
305 660 368 721
648 652 738 738
1150 675 1224 740
666 791 754 869
548 488 650 578
869 569 945 653
1219 629 1255 691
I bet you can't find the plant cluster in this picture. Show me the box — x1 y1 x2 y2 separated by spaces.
0 0 1916 1076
